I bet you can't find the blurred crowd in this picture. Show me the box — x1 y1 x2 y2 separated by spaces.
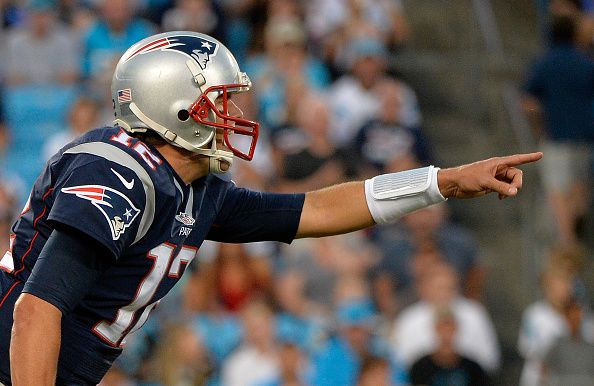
525 0 594 249
0 0 591 385
520 3 594 383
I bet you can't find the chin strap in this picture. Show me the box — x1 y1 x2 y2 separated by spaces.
209 155 233 174
202 136 234 174
125 102 234 174
194 126 234 174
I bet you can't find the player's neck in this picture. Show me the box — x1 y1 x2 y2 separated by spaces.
155 143 210 185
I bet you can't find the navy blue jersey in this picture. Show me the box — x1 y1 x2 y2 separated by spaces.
0 127 304 384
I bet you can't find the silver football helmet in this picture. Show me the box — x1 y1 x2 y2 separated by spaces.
112 31 259 173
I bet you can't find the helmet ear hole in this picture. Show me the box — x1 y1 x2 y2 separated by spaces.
177 109 190 121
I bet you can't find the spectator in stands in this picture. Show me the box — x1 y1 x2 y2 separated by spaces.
547 243 590 301
266 0 303 22
274 270 327 355
391 262 500 373
81 0 154 88
1 0 83 188
246 0 305 60
162 0 221 36
371 204 485 305
259 340 311 386
213 0 264 64
409 306 490 386
327 234 380 311
306 0 409 73
179 268 242 386
4 0 78 86
169 242 274 385
199 243 273 313
221 298 281 386
542 297 594 386
369 267 400 349
54 0 94 31
270 94 354 193
153 323 214 386
517 252 576 386
356 356 393 386
42 97 100 160
522 15 594 247
353 78 433 177
310 298 408 386
244 17 331 132
277 239 337 310
279 232 377 311
545 0 594 50
328 37 420 147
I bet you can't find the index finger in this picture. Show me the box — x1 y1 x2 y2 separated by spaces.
499 152 543 167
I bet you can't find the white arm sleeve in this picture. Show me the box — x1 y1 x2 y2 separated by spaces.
364 166 446 224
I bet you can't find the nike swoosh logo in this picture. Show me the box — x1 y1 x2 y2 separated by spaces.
111 168 135 190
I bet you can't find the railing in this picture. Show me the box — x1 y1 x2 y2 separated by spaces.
472 0 543 295
501 83 543 294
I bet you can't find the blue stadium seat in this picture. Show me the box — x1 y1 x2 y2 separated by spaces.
2 85 78 189
3 85 77 138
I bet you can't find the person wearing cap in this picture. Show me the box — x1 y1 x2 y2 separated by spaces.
310 298 408 386
328 37 420 147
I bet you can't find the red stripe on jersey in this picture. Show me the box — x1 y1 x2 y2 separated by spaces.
0 280 21 310
13 188 53 277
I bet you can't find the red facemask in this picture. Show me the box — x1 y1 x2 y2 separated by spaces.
189 84 260 160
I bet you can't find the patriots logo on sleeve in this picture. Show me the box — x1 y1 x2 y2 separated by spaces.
125 35 219 70
61 185 141 240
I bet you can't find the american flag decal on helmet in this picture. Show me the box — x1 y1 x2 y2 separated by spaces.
117 89 132 103
124 35 219 70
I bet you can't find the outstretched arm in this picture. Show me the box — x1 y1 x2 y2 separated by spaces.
296 152 542 238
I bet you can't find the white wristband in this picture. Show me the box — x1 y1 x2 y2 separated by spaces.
364 166 446 224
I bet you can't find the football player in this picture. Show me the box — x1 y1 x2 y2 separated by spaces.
0 31 541 385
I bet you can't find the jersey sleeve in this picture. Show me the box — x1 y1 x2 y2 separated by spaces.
22 227 111 315
207 184 305 244
47 157 148 258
